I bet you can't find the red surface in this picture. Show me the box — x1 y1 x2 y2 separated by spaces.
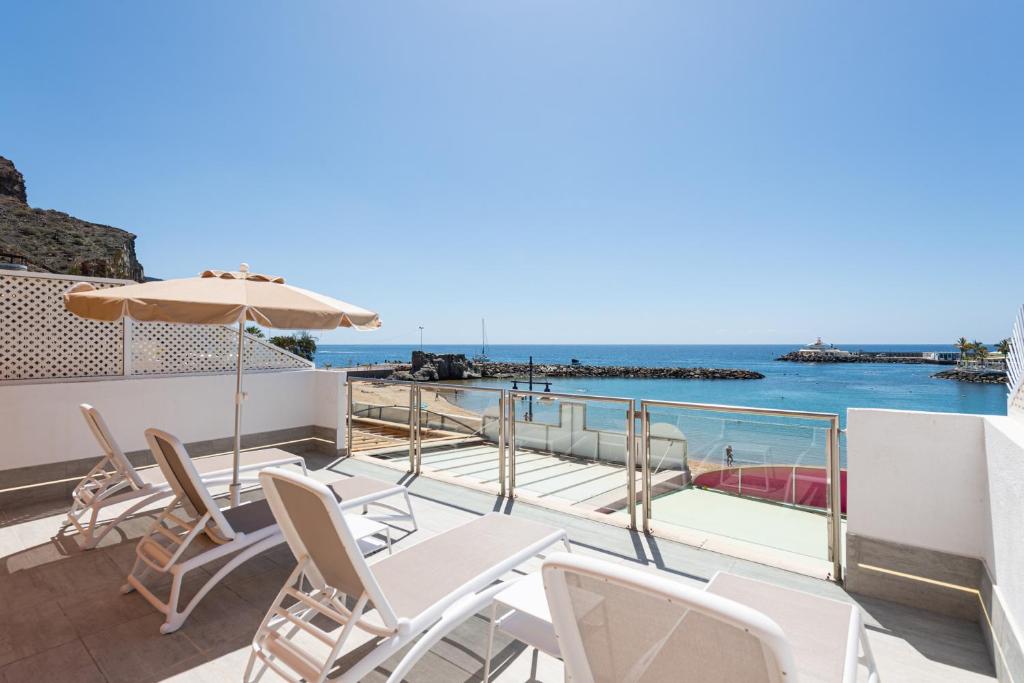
692 466 847 513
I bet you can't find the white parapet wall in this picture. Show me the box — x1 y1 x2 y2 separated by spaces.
847 408 1024 680
0 369 346 474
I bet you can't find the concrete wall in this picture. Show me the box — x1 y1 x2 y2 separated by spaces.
0 369 345 473
981 417 1024 679
847 408 989 558
847 408 1024 680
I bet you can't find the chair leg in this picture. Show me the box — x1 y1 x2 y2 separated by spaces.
483 602 498 682
860 623 880 683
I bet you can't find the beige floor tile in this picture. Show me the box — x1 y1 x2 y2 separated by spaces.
82 613 200 683
0 601 79 668
0 639 104 683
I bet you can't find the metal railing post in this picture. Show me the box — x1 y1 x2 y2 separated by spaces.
640 403 652 534
826 417 843 582
498 391 507 497
626 401 637 530
415 386 423 474
408 386 417 473
346 375 354 457
508 392 517 496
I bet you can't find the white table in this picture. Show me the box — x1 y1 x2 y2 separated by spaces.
484 573 560 681
344 513 392 555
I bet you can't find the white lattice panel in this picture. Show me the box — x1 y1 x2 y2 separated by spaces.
130 323 310 375
2 272 312 382
1008 305 1024 421
1 274 125 380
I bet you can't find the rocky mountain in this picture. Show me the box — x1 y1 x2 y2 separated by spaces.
0 156 144 281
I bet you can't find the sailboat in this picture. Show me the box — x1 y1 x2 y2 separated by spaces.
472 318 490 363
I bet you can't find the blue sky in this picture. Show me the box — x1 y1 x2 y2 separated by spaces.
2 2 1021 345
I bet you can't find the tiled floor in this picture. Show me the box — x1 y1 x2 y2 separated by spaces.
0 446 997 682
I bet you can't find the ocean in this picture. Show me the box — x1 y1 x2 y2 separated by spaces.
320 344 1007 470
315 343 1008 424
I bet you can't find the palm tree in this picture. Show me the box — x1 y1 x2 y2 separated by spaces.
973 341 988 366
955 336 970 365
996 338 1011 355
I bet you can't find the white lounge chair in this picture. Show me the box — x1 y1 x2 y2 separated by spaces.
246 467 571 683
542 553 880 683
64 404 307 548
123 428 416 634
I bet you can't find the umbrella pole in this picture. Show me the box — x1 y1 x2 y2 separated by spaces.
230 318 245 507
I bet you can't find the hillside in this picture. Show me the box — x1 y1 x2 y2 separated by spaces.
0 156 144 281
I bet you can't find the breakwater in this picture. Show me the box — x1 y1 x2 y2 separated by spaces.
478 362 763 380
932 369 1007 384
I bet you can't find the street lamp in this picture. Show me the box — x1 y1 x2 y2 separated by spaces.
510 356 551 421
418 326 424 350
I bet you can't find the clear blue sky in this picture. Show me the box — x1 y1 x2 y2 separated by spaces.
2 2 1020 345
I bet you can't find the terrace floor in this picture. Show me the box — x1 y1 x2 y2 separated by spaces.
362 440 837 568
0 443 996 682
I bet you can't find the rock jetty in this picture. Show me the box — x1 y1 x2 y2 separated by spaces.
479 362 763 380
932 369 1007 384
388 353 764 381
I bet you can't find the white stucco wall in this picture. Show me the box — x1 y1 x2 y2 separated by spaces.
0 369 337 471
981 417 1024 630
847 408 989 558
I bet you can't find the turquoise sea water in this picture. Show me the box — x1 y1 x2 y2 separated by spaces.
316 344 1007 425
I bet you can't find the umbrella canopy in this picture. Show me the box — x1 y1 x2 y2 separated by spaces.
63 267 381 330
64 264 380 506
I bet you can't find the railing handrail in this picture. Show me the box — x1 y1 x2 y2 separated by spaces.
346 376 506 393
509 389 634 404
640 398 839 422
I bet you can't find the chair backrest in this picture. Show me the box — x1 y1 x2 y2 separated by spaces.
258 467 399 628
542 553 798 683
144 428 235 543
80 404 145 488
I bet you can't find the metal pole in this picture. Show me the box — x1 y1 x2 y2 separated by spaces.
346 374 354 457
230 318 245 507
508 392 517 495
415 386 422 475
827 417 843 582
627 401 637 530
408 386 417 473
527 356 534 421
641 404 652 533
418 326 424 350
498 392 506 497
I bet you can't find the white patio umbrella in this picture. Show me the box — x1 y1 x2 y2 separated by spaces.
64 264 381 505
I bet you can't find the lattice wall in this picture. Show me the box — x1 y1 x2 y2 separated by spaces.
1 272 312 382
130 322 310 375
1 274 125 380
1008 305 1024 421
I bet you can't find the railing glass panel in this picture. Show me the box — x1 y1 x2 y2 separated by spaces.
642 402 841 565
510 391 635 522
347 378 416 471
414 383 506 494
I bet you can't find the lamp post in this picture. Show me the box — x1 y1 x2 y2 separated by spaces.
510 355 551 421
418 326 424 350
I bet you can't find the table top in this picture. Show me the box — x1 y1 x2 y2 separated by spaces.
494 573 552 623
343 513 388 540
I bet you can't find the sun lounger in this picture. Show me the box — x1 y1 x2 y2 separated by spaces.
246 467 570 683
64 404 306 548
123 428 416 634
542 553 880 683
